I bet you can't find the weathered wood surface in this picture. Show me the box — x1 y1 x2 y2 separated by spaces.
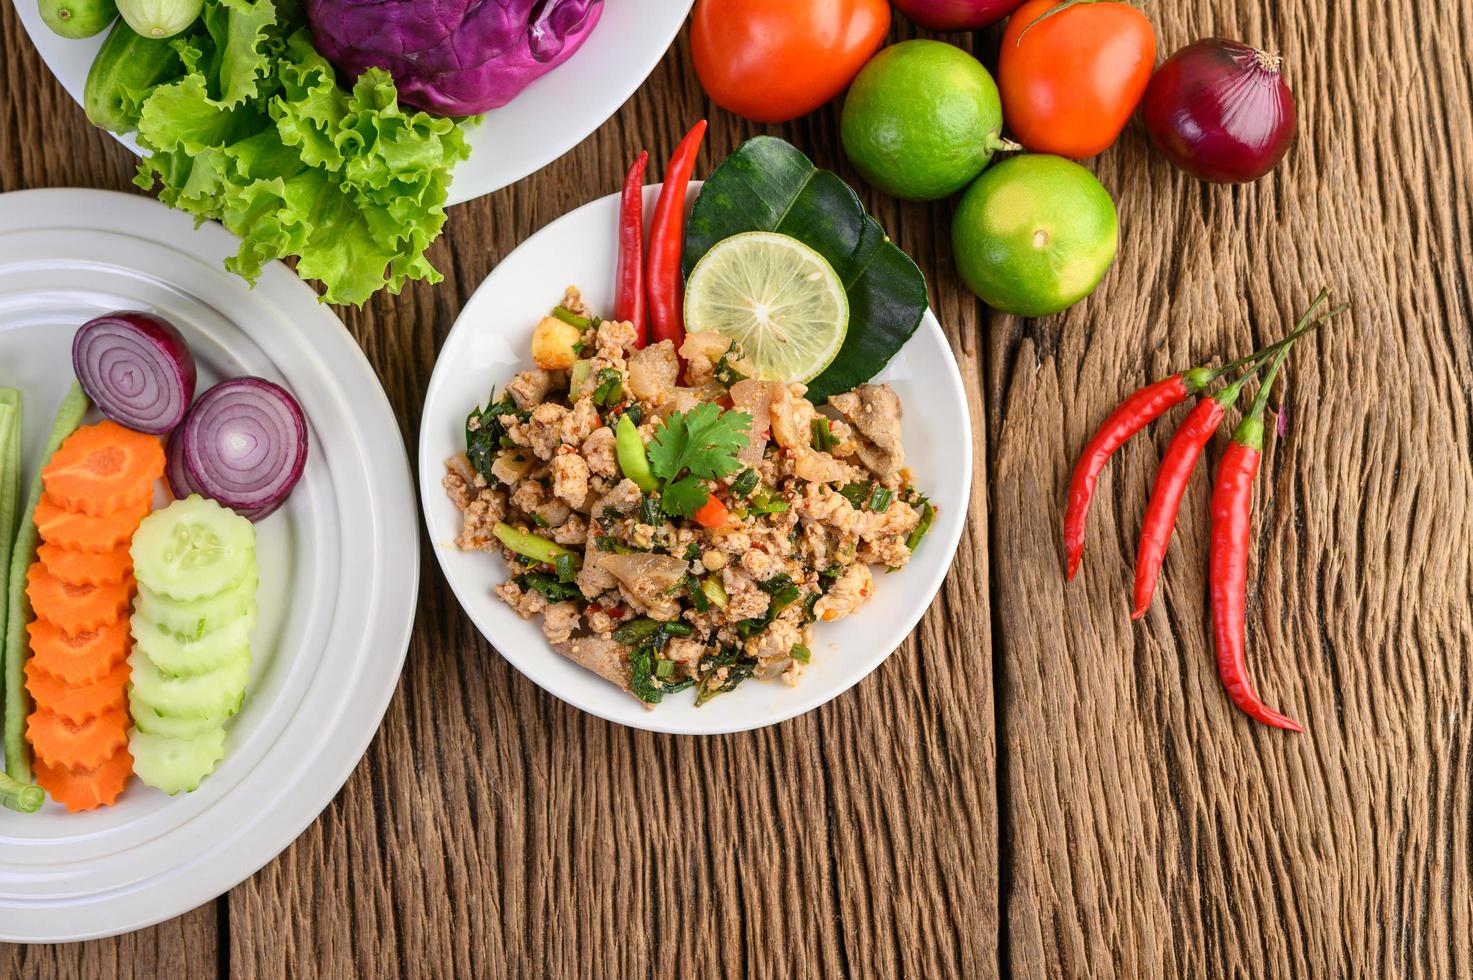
1 1 1470 977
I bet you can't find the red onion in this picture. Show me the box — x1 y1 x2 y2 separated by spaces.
72 311 197 434
892 0 1026 31
168 429 285 522
1143 38 1297 183
180 378 307 519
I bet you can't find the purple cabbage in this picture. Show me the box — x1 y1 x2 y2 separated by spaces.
305 0 604 116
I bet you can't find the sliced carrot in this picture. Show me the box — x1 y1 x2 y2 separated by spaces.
26 563 133 637
26 618 130 686
34 494 150 553
34 745 133 813
26 706 129 771
41 421 164 517
24 659 129 725
38 540 133 587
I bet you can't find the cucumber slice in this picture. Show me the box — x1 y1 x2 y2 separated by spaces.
129 727 227 795
131 611 255 676
131 496 256 601
135 571 258 641
127 648 248 719
130 699 229 740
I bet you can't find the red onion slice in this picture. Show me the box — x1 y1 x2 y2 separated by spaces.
73 311 197 435
181 378 308 518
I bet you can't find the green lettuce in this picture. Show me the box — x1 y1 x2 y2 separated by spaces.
127 0 469 305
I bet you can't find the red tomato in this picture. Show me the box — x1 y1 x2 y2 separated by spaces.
998 0 1157 159
691 0 892 124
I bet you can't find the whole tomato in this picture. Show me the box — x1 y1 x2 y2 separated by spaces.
998 0 1157 159
691 0 892 124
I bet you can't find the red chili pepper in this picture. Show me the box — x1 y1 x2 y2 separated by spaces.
1063 371 1203 579
1130 391 1233 618
1131 295 1344 616
646 120 708 348
1209 342 1302 732
1063 289 1335 581
616 150 649 347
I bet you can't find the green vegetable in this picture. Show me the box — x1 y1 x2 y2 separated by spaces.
683 136 928 403
40 0 118 39
552 306 592 329
701 576 728 610
647 403 751 519
0 771 43 813
117 0 201 39
515 573 584 605
5 383 88 785
590 368 623 407
629 646 694 704
790 644 812 664
84 20 181 133
568 360 592 397
728 468 759 499
465 391 524 482
119 0 470 305
0 394 19 805
811 417 838 453
654 659 676 680
906 497 936 552
554 553 576 584
493 522 579 568
615 414 658 493
694 647 758 706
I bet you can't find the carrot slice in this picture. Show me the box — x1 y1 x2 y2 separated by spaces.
34 745 133 812
41 421 164 517
38 541 133 587
26 618 130 686
25 563 133 637
26 706 129 771
24 659 129 725
34 494 150 553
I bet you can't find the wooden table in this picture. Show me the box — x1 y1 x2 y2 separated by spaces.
3 3 1471 976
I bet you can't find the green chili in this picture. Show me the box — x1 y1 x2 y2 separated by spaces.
615 413 658 492
493 522 580 568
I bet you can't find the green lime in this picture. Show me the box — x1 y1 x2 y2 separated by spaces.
951 154 1119 317
684 232 849 384
840 40 1008 202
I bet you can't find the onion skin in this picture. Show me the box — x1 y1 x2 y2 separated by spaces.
72 311 197 435
892 0 1026 31
1143 38 1297 183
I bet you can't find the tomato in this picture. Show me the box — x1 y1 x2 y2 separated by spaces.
691 0 892 124
998 0 1157 159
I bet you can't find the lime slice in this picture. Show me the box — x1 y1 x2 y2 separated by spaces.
683 231 848 384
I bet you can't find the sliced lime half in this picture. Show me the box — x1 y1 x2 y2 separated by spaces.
683 231 848 384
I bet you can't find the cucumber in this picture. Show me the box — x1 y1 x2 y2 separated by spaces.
131 496 255 601
135 571 257 641
129 727 226 795
127 648 248 719
83 18 182 134
130 699 227 739
131 610 255 676
40 0 117 39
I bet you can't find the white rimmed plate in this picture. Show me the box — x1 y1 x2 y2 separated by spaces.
0 189 419 943
13 1 694 205
419 184 972 735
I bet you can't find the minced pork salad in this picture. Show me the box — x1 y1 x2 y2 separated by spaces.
443 288 936 707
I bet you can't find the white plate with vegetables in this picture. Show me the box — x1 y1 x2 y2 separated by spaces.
0 188 418 942
15 0 692 305
420 136 972 735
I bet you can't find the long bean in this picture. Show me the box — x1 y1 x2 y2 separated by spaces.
5 383 88 784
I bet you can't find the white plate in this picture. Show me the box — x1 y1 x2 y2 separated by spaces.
0 189 419 943
14 1 695 205
419 185 972 735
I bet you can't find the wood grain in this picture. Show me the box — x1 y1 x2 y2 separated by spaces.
2 0 1470 977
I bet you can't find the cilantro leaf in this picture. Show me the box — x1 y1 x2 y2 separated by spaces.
648 403 752 481
661 476 712 519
